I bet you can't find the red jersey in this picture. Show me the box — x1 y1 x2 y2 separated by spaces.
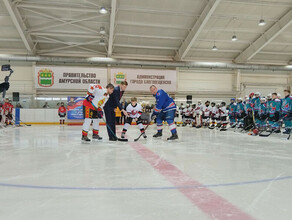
3 102 10 115
58 106 67 114
9 103 13 113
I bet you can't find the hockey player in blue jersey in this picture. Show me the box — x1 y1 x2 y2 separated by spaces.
281 89 292 134
251 92 261 126
267 93 281 133
243 96 254 130
228 98 237 128
150 85 178 140
236 98 245 128
259 98 268 131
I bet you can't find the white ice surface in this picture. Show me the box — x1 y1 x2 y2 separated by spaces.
0 125 291 220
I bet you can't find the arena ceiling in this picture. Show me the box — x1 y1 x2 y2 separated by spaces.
0 0 292 65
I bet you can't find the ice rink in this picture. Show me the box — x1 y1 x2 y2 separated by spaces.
0 125 291 220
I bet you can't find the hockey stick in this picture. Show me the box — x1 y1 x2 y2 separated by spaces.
11 114 31 126
90 102 127 142
134 118 153 142
101 117 128 142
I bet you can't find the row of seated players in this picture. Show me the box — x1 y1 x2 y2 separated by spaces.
176 90 292 134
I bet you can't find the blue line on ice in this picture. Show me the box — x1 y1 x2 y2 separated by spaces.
0 175 291 191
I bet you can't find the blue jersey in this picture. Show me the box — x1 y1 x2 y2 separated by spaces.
268 99 281 116
259 103 267 115
266 100 272 112
236 102 245 114
252 97 261 111
153 89 176 113
281 95 292 114
229 103 237 114
244 101 253 113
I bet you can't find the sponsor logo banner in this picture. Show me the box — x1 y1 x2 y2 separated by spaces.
111 68 176 92
35 66 107 90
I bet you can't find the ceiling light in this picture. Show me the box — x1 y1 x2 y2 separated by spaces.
232 35 237 41
99 7 108 14
212 41 218 51
99 27 106 35
99 39 106 46
258 18 266 26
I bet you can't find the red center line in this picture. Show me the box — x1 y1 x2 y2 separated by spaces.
128 141 256 220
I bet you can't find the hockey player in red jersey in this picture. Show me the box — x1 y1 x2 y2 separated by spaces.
58 102 67 125
3 98 12 125
82 83 114 142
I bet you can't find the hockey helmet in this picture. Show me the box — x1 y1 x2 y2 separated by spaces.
260 97 266 102
252 128 259 136
255 92 261 96
249 92 255 98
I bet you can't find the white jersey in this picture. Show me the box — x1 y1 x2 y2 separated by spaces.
183 107 193 117
211 106 220 118
126 103 142 119
202 105 212 117
194 105 202 115
87 84 109 108
219 106 227 117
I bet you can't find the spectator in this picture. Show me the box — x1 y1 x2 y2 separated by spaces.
16 103 23 108
43 102 50 108
115 107 122 125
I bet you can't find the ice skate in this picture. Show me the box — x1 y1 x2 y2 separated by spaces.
92 134 102 140
167 132 178 141
153 132 162 138
81 135 91 143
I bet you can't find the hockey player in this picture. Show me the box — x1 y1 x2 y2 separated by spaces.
194 101 203 128
3 98 12 125
251 92 261 127
267 93 281 133
258 98 268 131
150 85 178 140
209 102 219 129
174 105 180 126
228 98 237 128
236 98 245 128
121 97 146 139
281 89 292 134
58 102 66 125
182 104 190 126
82 83 114 142
201 101 212 127
219 102 228 131
191 104 196 127
243 96 254 130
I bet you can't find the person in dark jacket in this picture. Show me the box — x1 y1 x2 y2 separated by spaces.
104 81 128 141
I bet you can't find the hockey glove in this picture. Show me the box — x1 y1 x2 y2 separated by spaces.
97 108 103 118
